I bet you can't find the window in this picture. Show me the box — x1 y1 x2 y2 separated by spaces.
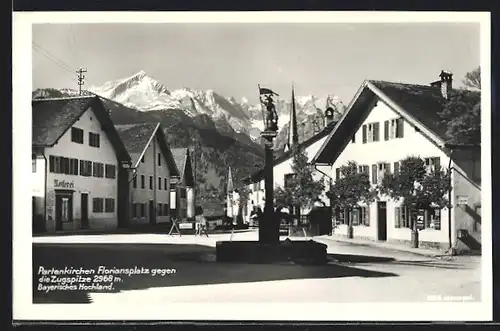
377 163 390 183
32 154 36 173
351 133 356 143
163 204 169 216
140 203 145 217
132 203 137 218
395 206 411 228
334 208 347 225
89 132 100 148
424 157 441 173
393 161 400 175
105 198 115 213
158 177 162 190
158 153 162 166
371 164 377 184
69 158 78 175
335 168 341 181
171 181 177 190
425 208 441 230
358 165 369 174
133 175 137 188
352 207 370 226
180 187 187 198
141 175 145 189
284 173 295 188
93 162 104 177
105 164 116 179
362 122 380 143
164 178 168 190
79 160 92 177
71 127 84 144
384 118 405 140
48 156 78 175
149 176 153 189
92 197 104 213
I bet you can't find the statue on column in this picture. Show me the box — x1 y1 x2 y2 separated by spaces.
261 94 279 132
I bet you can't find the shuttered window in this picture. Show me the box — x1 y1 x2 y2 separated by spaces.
384 120 389 141
394 161 400 175
396 118 404 138
371 164 377 184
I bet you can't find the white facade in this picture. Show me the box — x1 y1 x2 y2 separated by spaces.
32 106 120 231
129 134 171 225
318 99 481 250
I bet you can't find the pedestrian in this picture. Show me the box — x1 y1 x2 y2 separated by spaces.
195 206 209 237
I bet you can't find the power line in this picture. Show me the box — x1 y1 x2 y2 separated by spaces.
32 42 74 74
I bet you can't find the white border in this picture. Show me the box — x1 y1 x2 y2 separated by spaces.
13 11 492 321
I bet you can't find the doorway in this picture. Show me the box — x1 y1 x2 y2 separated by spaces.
149 200 156 225
81 193 89 229
55 191 73 231
377 201 387 241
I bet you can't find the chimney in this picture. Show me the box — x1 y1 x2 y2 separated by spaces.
430 70 453 99
324 107 335 127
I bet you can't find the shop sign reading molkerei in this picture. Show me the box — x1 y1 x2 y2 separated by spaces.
54 179 75 189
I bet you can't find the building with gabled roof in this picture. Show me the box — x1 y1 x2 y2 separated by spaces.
169 148 196 221
32 95 132 233
312 71 482 253
115 122 179 226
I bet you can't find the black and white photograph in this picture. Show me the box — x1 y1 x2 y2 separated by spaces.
13 11 491 321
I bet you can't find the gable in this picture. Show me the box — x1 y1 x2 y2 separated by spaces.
32 96 130 163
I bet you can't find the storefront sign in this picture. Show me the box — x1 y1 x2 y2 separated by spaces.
179 222 193 230
54 179 75 189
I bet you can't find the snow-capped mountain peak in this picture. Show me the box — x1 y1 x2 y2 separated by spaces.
88 71 346 143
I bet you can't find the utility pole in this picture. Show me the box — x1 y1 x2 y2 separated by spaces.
76 67 87 95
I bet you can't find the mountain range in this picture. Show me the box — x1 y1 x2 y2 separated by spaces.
33 71 346 215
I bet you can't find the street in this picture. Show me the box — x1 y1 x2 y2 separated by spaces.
32 230 481 304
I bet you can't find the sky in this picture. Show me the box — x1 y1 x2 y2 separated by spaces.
32 23 480 104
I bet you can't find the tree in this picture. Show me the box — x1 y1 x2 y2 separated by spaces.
326 161 377 239
379 156 451 248
274 146 325 223
438 89 481 145
463 66 481 90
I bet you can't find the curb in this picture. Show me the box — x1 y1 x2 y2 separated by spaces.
312 236 446 258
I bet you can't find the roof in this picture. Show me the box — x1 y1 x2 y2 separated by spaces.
313 79 481 165
242 121 337 184
170 148 189 178
115 122 179 176
32 96 131 163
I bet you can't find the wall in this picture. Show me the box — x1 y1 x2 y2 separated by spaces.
32 154 46 217
130 133 171 225
451 149 482 252
326 99 453 246
44 106 119 231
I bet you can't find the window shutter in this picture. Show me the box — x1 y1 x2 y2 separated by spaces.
371 164 377 184
364 207 370 226
362 125 367 143
384 120 389 140
433 157 441 172
395 207 401 228
394 161 400 175
336 168 341 180
396 118 404 138
373 122 380 141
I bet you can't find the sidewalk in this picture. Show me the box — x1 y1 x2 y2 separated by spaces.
313 234 450 258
